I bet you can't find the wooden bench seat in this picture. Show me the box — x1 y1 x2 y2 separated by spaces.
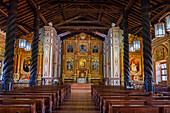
0 98 45 113
0 94 52 113
0 104 36 113
109 104 170 113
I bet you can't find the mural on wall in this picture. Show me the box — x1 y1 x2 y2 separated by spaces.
92 45 99 53
67 62 73 70
92 62 99 71
67 45 73 53
156 48 164 60
79 43 87 51
130 58 139 74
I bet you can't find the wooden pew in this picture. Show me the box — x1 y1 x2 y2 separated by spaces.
108 104 170 113
0 94 52 113
0 98 45 113
0 104 36 113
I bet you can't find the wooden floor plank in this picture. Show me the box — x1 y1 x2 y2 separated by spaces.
53 89 99 113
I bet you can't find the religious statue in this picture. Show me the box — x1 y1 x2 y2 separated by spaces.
23 57 31 72
92 45 98 53
67 45 73 52
67 62 73 70
92 62 99 71
79 58 86 67
131 61 137 72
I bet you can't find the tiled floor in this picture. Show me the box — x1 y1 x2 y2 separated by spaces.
53 89 99 113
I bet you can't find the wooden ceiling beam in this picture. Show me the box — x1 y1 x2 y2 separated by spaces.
55 26 109 30
98 5 103 21
68 21 105 24
59 4 67 21
0 7 29 34
115 0 135 27
54 15 82 27
27 0 48 25
134 6 170 35
81 15 110 27
150 1 170 12
0 0 9 9
41 8 123 14
48 0 124 9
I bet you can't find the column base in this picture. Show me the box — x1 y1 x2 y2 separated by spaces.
1 80 13 91
29 80 37 86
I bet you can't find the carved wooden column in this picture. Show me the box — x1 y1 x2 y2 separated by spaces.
29 10 39 86
141 0 154 92
123 12 131 87
167 39 170 86
1 0 18 91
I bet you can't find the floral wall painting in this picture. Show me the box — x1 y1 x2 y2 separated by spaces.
92 62 99 71
23 57 31 73
130 58 139 74
79 43 87 51
92 45 99 53
67 62 73 70
67 45 73 53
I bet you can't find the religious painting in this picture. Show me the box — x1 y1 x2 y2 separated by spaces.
79 43 87 51
156 48 164 60
67 45 73 53
130 59 139 75
23 57 31 72
67 62 73 70
79 58 86 68
92 62 99 71
92 45 99 53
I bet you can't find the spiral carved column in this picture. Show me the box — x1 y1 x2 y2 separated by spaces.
123 12 131 87
29 11 39 86
1 0 18 91
141 0 154 92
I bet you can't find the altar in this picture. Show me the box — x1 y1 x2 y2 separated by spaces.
77 77 87 84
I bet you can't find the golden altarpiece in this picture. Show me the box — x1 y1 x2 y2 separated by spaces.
62 33 103 83
13 33 43 85
120 35 144 87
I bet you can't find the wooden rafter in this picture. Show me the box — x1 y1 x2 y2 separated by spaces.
55 26 109 30
41 8 124 14
54 15 82 27
59 4 67 21
81 15 110 27
0 0 9 9
27 0 48 25
98 5 103 21
0 7 29 34
115 0 135 26
134 6 170 35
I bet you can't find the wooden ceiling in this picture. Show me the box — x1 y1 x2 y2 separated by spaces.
0 0 169 38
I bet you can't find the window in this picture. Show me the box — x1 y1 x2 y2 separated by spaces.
161 62 167 81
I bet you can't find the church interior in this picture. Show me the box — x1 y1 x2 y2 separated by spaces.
0 0 169 113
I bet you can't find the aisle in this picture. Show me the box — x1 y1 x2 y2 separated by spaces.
53 89 99 113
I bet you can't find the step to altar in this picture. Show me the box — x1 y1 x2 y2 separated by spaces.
71 83 92 90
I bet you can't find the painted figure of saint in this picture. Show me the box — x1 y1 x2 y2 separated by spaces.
67 62 73 70
23 57 31 72
92 45 98 53
93 62 99 71
79 58 86 67
80 43 86 51
67 45 73 52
